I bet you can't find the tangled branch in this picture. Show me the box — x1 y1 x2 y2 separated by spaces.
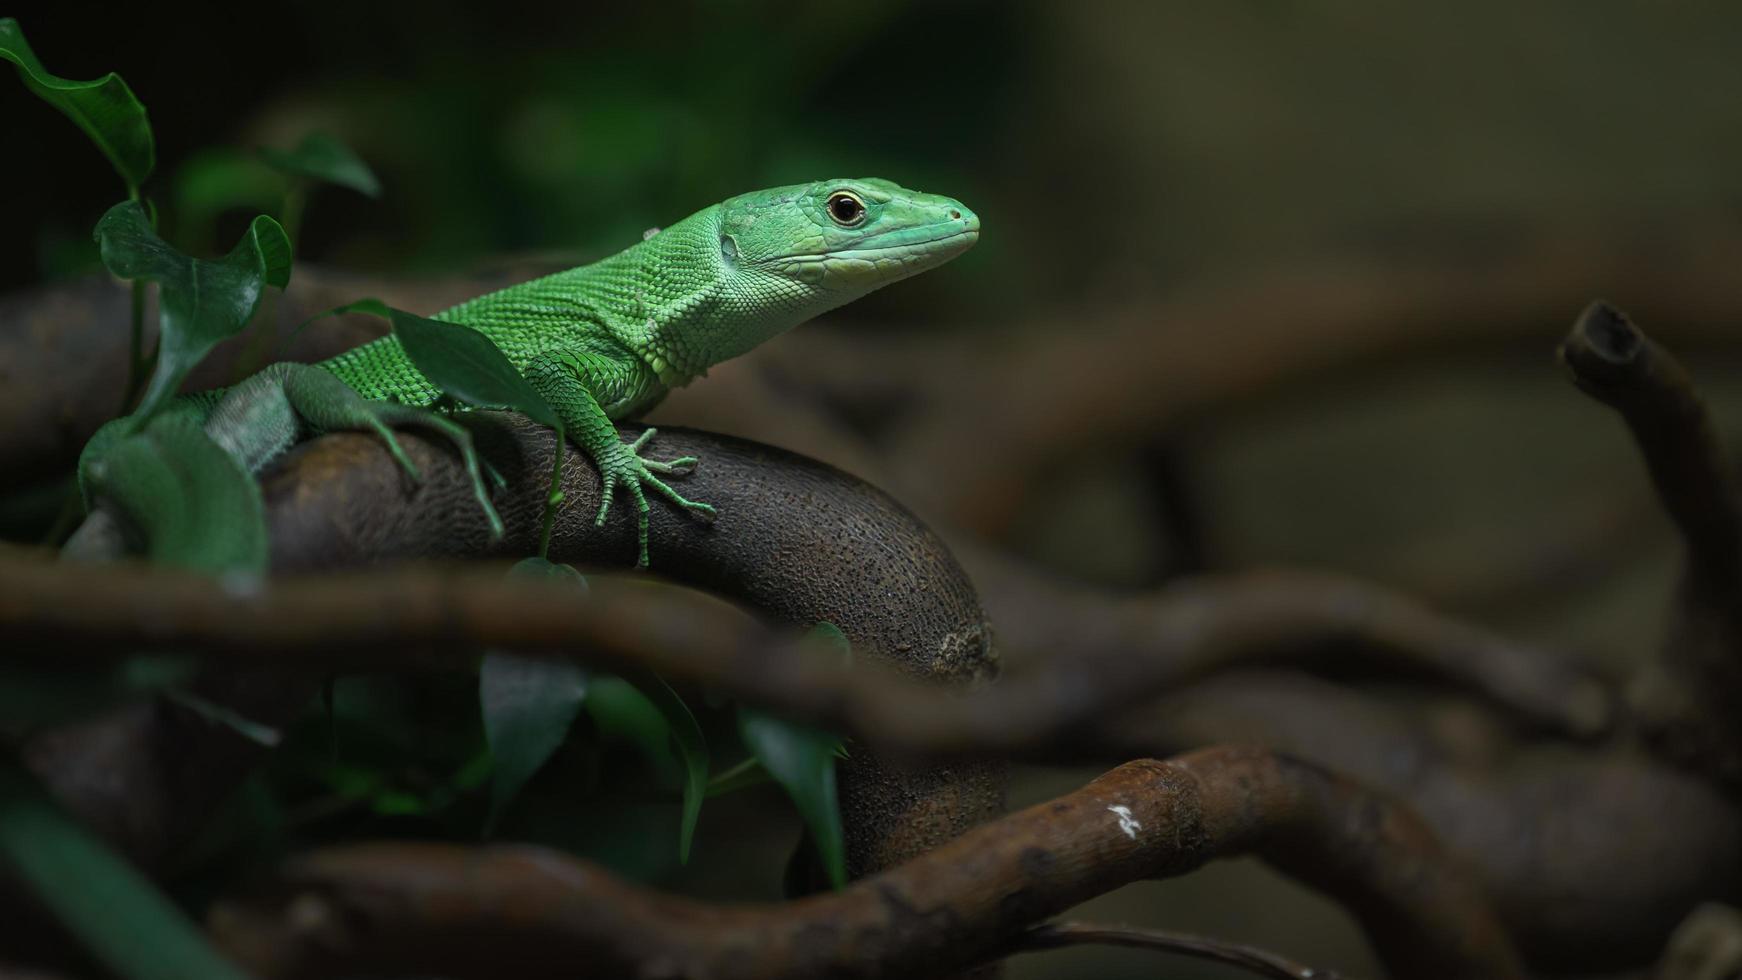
208 749 1521 980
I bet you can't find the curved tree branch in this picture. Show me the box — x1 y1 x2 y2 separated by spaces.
964 547 1611 737
207 749 1522 980
0 526 1605 761
1084 669 1742 972
1559 300 1742 786
22 418 1005 878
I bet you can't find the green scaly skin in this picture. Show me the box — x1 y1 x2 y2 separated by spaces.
78 178 979 566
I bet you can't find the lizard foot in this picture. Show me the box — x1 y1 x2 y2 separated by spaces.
593 427 717 568
282 365 505 538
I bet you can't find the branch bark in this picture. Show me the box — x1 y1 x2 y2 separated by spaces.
21 419 1005 876
1086 669 1742 972
1559 300 1742 786
0 528 1605 760
208 749 1523 980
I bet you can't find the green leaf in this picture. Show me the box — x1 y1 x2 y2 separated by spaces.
85 414 267 572
480 559 590 830
738 708 846 889
481 653 587 828
259 132 381 198
330 300 561 430
617 671 708 863
584 676 679 780
94 202 291 426
737 623 854 888
172 148 286 252
0 759 249 980
0 19 153 192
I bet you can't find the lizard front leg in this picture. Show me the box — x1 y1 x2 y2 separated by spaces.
524 351 715 567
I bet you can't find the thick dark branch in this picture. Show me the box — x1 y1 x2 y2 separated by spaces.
1016 921 1338 980
0 538 1602 758
208 749 1522 980
1085 670 1742 972
23 419 1004 877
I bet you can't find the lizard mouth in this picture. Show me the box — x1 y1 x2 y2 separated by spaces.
808 214 982 267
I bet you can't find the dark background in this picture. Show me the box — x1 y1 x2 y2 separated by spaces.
9 3 1742 976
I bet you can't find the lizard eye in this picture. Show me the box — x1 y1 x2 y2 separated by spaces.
826 191 866 227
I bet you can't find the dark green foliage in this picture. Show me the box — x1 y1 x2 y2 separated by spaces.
94 203 291 427
737 623 851 888
0 760 247 980
259 132 381 199
617 670 709 863
88 414 268 571
336 299 561 430
481 559 591 829
0 18 153 194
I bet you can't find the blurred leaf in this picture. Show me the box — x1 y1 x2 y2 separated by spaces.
584 676 679 780
88 414 267 572
737 623 852 889
738 709 845 889
260 132 381 198
0 759 248 980
618 671 708 863
330 300 561 430
95 202 291 427
0 18 153 191
172 148 286 251
805 621 851 663
481 558 589 830
481 655 587 827
703 756 772 798
0 657 194 727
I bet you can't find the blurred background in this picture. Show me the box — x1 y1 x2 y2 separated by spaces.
9 2 1742 976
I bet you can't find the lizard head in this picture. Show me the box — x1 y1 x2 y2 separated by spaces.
716 177 979 300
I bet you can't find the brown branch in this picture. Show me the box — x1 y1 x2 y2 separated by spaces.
26 420 1005 877
0 536 1606 759
965 547 1612 737
1083 670 1742 972
853 234 1742 536
1558 300 1742 591
1559 300 1742 786
208 749 1522 980
1016 920 1340 980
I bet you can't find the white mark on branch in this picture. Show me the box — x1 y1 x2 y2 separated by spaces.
1107 804 1141 840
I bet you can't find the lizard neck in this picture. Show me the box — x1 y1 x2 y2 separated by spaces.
444 205 844 388
606 206 842 386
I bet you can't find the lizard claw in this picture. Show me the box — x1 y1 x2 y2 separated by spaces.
590 430 716 566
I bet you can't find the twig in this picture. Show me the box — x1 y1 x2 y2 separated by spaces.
1016 921 1340 980
208 749 1522 980
1559 300 1742 786
1558 300 1742 592
965 546 1611 737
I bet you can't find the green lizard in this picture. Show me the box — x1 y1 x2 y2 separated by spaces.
73 178 978 566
